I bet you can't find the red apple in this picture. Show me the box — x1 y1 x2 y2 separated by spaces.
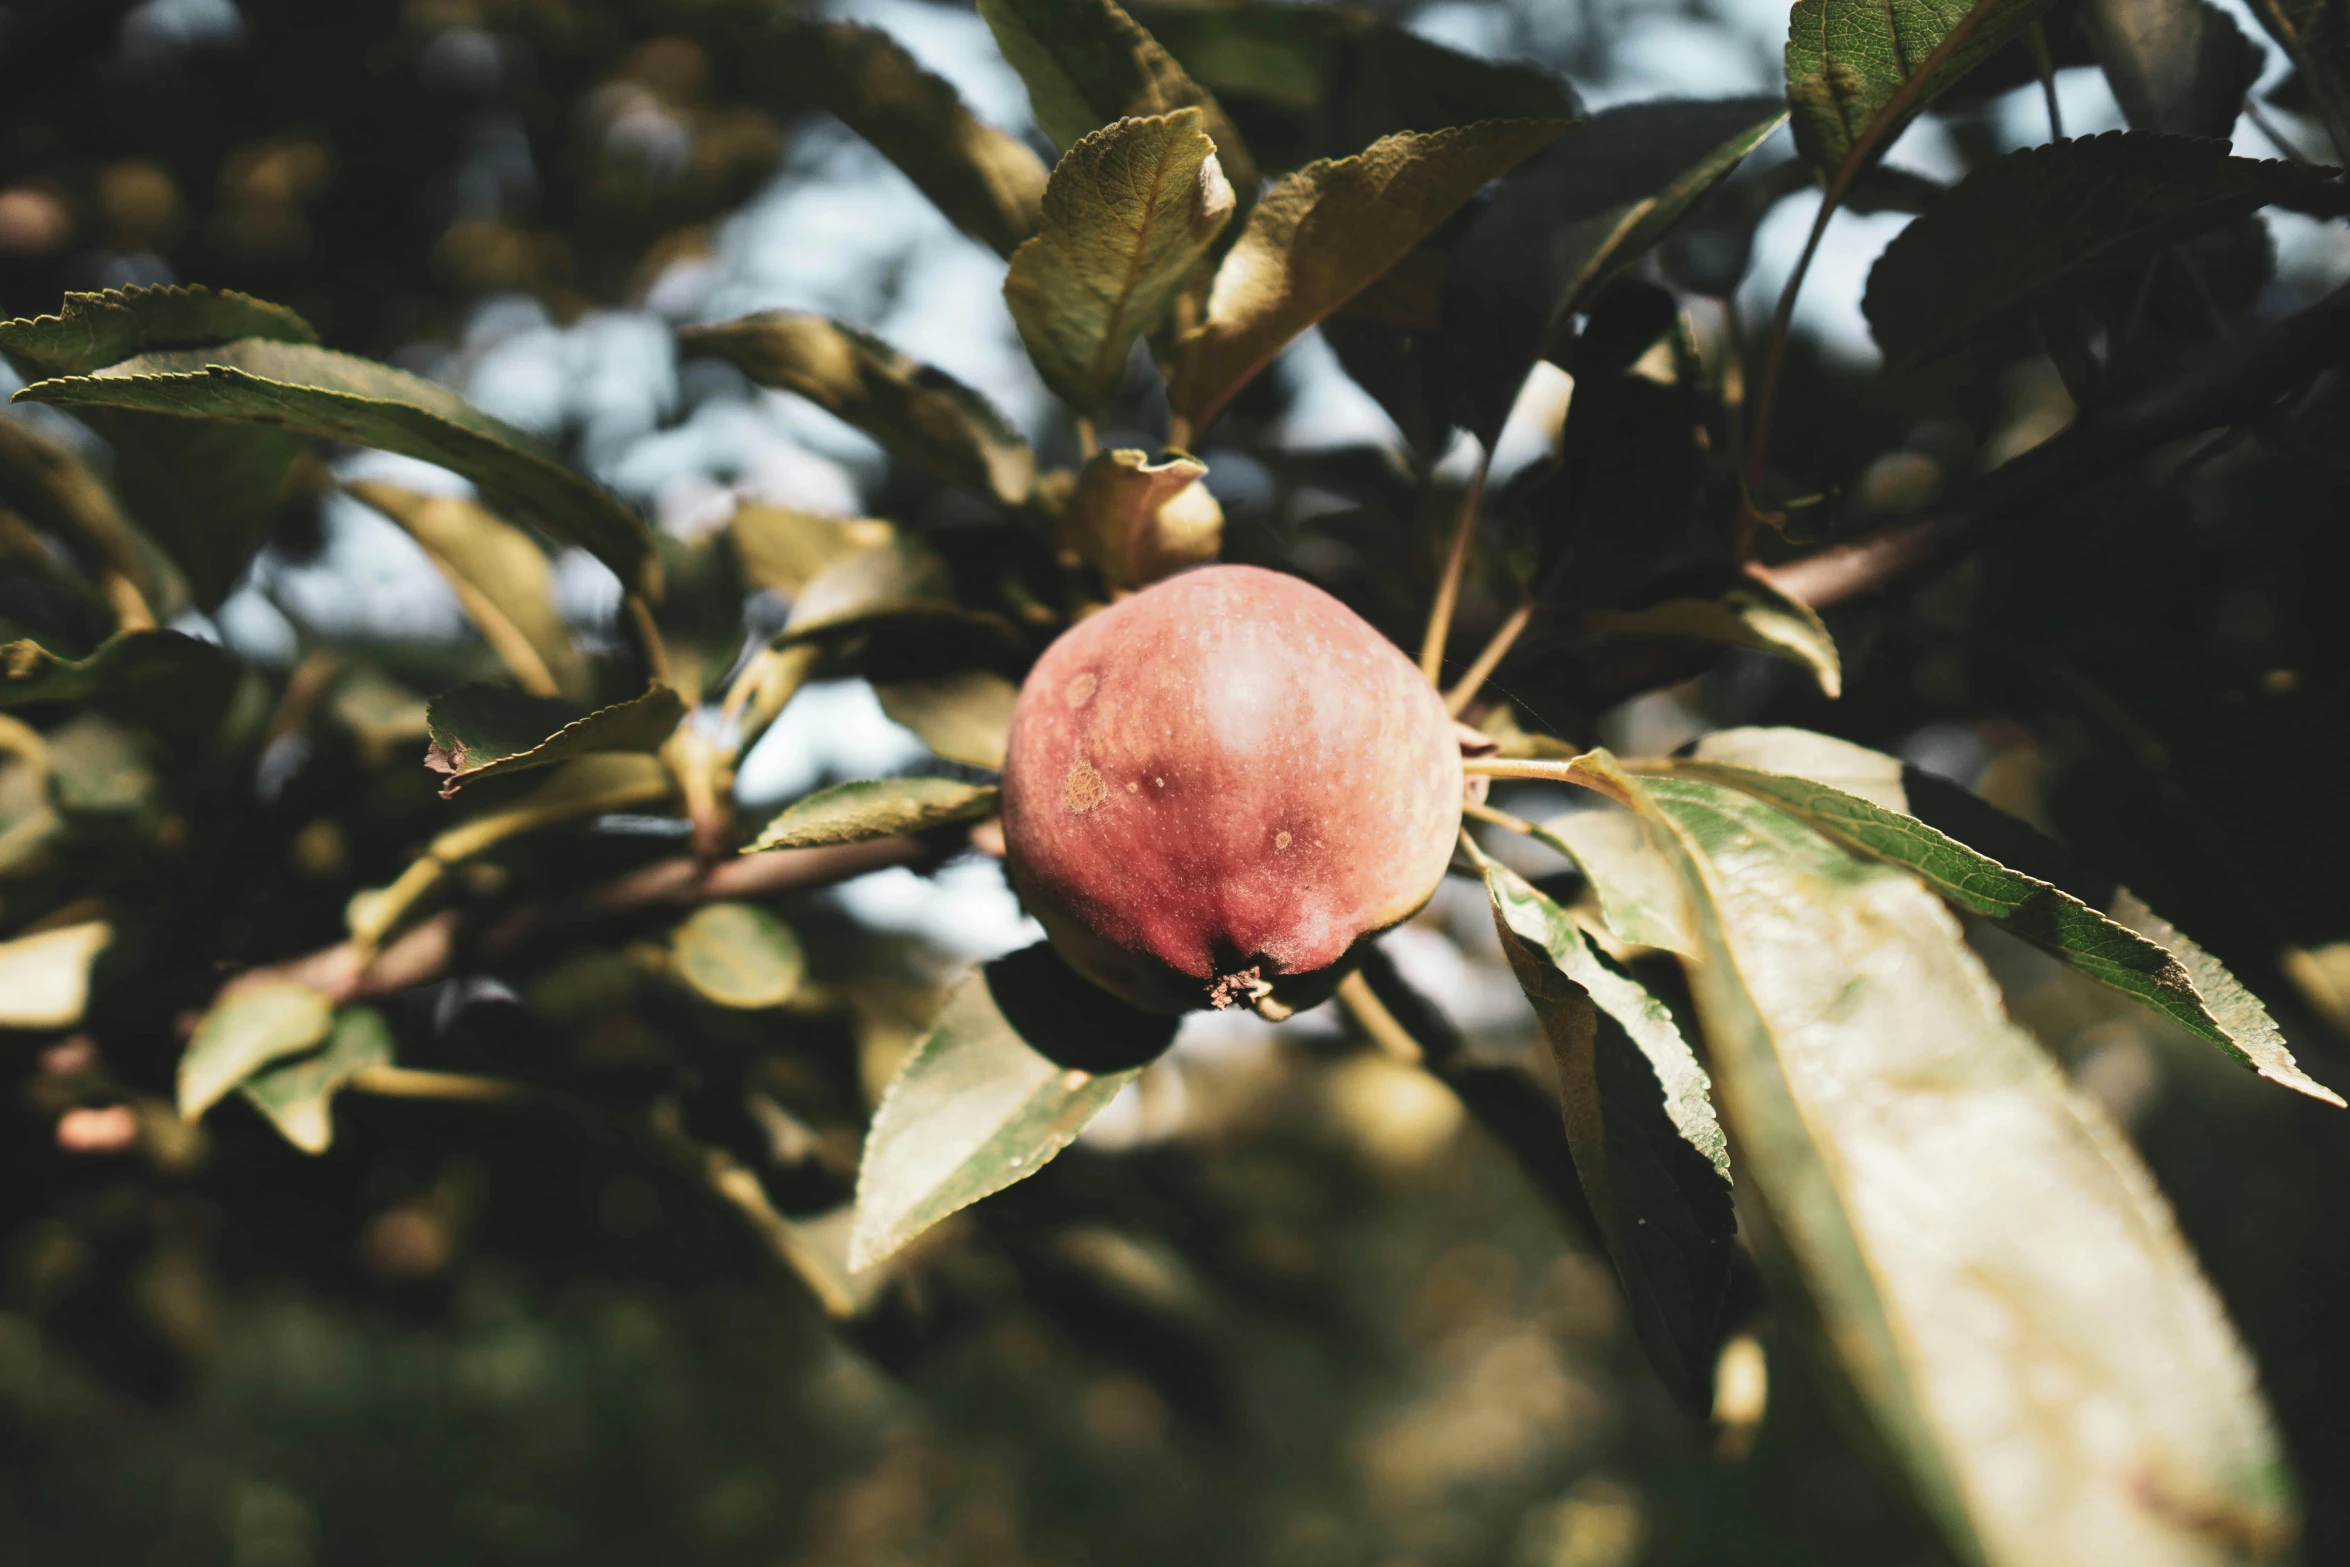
1001 565 1465 1015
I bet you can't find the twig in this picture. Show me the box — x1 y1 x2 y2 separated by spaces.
1444 601 1533 717
1419 448 1494 683
1335 971 1424 1064
2028 21 2064 141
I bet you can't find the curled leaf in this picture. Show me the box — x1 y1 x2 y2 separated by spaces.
424 683 686 798
1064 447 1222 590
747 777 1000 852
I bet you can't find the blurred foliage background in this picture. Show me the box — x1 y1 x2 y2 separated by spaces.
3 0 2350 1563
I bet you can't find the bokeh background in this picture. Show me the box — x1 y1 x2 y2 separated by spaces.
4 1 2349 1563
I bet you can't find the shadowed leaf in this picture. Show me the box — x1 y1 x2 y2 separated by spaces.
238 1007 394 1155
1169 118 1568 432
0 919 111 1028
1865 133 2334 368
1006 110 1235 414
348 481 587 700
679 314 1035 506
782 535 963 640
1580 750 2297 1566
774 19 1049 258
1444 99 1782 441
13 338 660 596
670 903 806 1010
1786 0 2058 186
1590 573 1842 698
181 982 334 1119
876 670 1020 769
748 777 999 852
1063 447 1221 590
0 630 239 746
424 683 685 798
2085 0 2264 137
0 415 184 620
1487 862 1734 1411
850 955 1156 1270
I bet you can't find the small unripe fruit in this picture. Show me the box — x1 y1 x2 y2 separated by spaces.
1002 565 1464 1015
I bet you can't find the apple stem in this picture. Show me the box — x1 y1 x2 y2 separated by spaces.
1417 445 1493 684
1443 600 1533 718
1335 972 1423 1064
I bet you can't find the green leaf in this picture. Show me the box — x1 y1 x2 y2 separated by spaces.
1486 862 1734 1411
727 504 894 599
678 314 1035 507
1786 0 2058 185
180 982 335 1119
1584 752 2298 1564
0 415 185 620
1169 118 1569 433
850 963 1144 1270
0 283 318 380
747 777 999 852
1865 133 2335 369
423 682 686 798
1671 727 2343 1106
1589 572 1842 698
782 535 963 640
1006 110 1236 415
2084 0 2264 138
669 902 807 1010
1443 99 1783 441
348 480 588 701
875 670 1020 770
977 0 1258 198
0 630 239 746
237 1006 395 1155
0 919 111 1029
13 338 660 597
1062 447 1222 590
1530 806 1695 956
773 19 1049 259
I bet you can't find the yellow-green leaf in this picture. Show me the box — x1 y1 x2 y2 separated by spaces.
1786 0 2057 187
1168 118 1568 433
238 1006 395 1155
1006 110 1235 415
747 777 999 852
728 504 894 599
670 902 807 1010
875 670 1020 770
1590 573 1842 698
181 982 335 1119
0 919 111 1028
1062 447 1221 590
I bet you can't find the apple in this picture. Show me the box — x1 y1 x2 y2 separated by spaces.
1001 565 1465 1015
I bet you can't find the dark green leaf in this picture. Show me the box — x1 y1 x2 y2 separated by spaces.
679 314 1035 507
181 982 335 1119
747 777 999 852
424 683 686 797
1486 861 1734 1411
2084 0 2264 137
1169 119 1569 434
0 630 239 745
669 902 807 1010
772 19 1049 259
850 963 1143 1269
977 0 1258 198
1590 573 1842 698
1006 110 1235 414
1574 751 2297 1565
1443 99 1783 442
1865 133 2335 368
1786 0 2058 184
238 1006 395 1155
0 283 317 380
14 338 660 597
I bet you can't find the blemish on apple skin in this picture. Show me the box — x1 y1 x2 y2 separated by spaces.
1064 761 1107 814
1274 831 1292 850
1064 672 1097 707
1126 781 1139 793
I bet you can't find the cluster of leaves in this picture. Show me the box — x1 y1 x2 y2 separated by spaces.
8 0 2350 1559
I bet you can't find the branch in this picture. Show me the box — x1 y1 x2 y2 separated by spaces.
1758 277 2350 610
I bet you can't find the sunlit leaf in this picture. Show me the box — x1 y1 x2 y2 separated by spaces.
238 1006 394 1155
1444 99 1782 441
747 777 999 852
774 18 1049 259
850 957 1155 1270
782 535 963 640
1590 572 1842 698
0 283 316 379
977 0 1257 198
423 683 685 798
181 982 335 1119
0 918 111 1028
2084 0 2264 138
1005 110 1235 414
1865 134 2333 368
1533 806 1695 956
1786 0 2057 186
348 480 587 700
728 503 894 599
1671 727 2343 1106
1576 750 2298 1565
1062 447 1222 590
1486 862 1734 1411
669 902 806 1010
13 337 661 596
679 313 1035 506
875 670 1020 769
1168 119 1567 433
